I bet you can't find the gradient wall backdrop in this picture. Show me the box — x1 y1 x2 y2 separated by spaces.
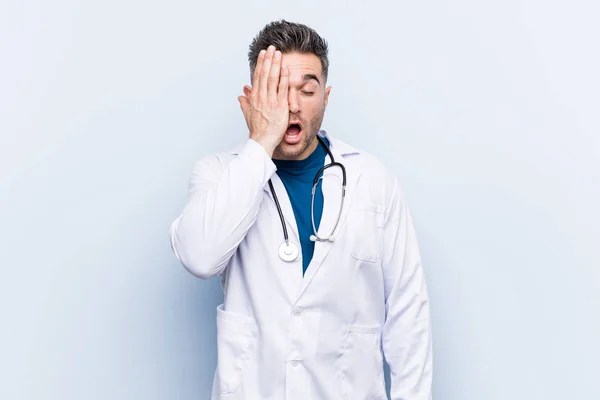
1 1 598 399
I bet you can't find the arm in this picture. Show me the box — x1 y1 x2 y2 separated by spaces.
170 45 291 279
169 139 276 279
381 176 433 400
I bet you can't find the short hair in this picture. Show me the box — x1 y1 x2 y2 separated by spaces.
247 20 329 83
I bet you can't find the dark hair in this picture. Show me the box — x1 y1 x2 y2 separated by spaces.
248 20 329 83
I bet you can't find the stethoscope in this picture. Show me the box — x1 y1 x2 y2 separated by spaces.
268 135 347 262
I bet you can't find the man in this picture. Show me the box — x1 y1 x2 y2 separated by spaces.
170 20 433 400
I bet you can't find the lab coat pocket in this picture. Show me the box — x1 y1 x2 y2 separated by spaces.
215 304 256 395
347 206 383 263
341 324 386 399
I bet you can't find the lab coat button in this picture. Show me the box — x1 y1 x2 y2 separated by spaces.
291 359 300 367
292 307 303 316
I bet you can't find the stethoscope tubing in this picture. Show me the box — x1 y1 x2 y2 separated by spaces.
268 135 347 260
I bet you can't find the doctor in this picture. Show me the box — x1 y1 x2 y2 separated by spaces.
170 20 433 400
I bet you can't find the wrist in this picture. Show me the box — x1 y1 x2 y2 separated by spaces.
251 135 278 158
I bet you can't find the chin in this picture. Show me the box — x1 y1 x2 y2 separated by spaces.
275 130 318 159
276 143 304 157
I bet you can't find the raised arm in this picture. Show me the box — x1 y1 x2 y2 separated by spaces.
170 45 290 279
169 140 276 279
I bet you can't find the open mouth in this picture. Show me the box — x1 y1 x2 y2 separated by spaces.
286 123 301 135
284 122 302 144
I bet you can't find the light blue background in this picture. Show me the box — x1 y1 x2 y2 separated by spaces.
1 1 598 399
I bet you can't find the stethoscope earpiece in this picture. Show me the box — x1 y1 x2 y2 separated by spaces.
309 234 335 242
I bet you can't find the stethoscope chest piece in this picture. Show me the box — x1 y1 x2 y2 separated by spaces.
278 241 299 262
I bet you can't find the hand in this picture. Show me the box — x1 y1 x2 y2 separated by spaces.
238 45 290 157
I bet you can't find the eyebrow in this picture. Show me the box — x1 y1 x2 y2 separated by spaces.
302 73 321 85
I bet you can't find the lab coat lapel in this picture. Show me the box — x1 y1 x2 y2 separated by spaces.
297 139 361 298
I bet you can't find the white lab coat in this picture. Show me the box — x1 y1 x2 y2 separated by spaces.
170 130 433 400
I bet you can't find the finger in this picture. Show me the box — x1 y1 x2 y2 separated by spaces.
278 66 290 106
253 49 266 95
260 45 275 102
268 50 281 103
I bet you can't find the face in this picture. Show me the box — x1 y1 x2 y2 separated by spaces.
274 52 331 160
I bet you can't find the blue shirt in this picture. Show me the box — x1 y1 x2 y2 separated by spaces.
272 137 329 275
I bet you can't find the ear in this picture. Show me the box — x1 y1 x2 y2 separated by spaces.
324 86 332 107
243 85 252 97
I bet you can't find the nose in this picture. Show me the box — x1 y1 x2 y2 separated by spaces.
288 90 300 114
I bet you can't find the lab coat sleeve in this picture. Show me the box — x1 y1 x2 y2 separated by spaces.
169 138 277 279
381 176 433 400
